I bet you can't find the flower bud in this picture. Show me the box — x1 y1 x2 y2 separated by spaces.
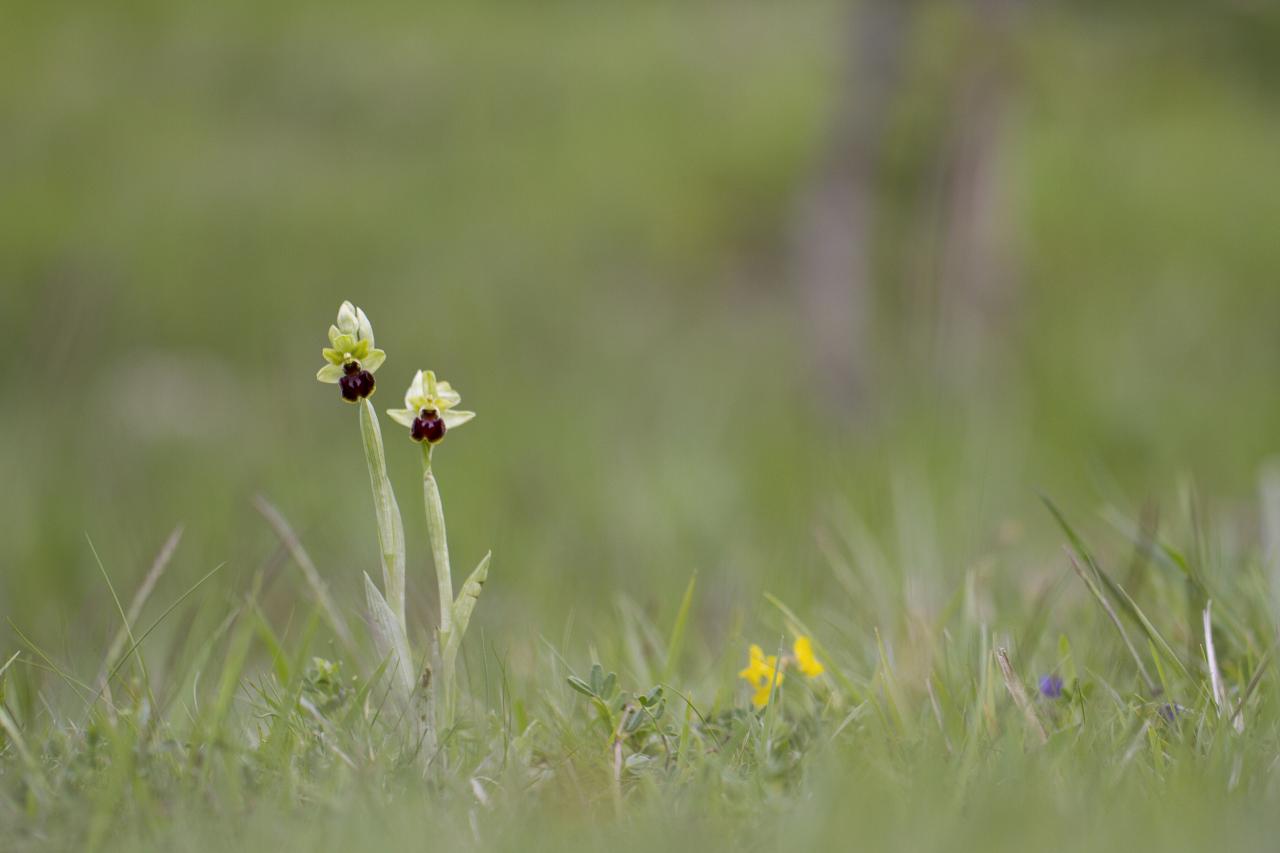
317 301 386 390
336 301 360 335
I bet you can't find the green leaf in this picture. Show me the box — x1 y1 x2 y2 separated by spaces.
591 697 615 729
624 709 644 734
363 573 415 702
663 571 697 680
567 675 595 697
443 552 490 673
590 663 604 696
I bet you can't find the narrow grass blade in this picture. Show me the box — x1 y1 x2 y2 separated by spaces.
202 616 255 749
995 647 1048 745
101 562 226 693
1228 641 1274 725
87 534 157 715
764 592 860 703
0 704 49 800
0 650 19 682
663 570 697 680
1063 547 1158 694
1045 497 1188 682
96 524 183 692
874 627 911 738
925 675 954 754
253 496 356 653
8 620 104 710
262 611 321 762
1105 569 1192 681
1203 601 1244 733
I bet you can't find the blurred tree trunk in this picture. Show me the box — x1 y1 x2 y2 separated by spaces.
792 0 1027 413
790 0 914 416
930 0 1023 389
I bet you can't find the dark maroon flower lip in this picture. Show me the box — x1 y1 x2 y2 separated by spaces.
410 409 447 443
339 364 376 402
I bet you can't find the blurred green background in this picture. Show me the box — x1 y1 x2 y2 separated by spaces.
3 0 1279 665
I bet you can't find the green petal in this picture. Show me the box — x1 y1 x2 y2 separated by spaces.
356 307 375 346
362 348 386 373
386 408 416 428
442 409 475 429
405 370 426 407
316 363 344 383
330 333 356 354
435 381 462 408
328 325 343 347
336 301 359 335
322 348 345 366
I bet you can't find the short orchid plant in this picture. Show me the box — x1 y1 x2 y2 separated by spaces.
316 300 489 749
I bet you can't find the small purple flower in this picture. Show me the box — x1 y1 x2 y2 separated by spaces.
1158 702 1186 723
1039 675 1064 699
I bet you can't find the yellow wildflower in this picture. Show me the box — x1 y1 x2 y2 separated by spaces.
793 635 825 678
738 644 784 708
738 635 825 708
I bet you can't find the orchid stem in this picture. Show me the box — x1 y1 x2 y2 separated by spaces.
359 399 407 635
421 442 455 724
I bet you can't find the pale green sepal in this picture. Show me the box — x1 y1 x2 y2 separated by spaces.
362 348 386 373
406 369 426 402
442 409 475 429
386 408 415 428
435 381 461 407
356 307 375 347
316 363 344 383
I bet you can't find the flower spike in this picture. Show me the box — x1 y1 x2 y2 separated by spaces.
317 300 386 402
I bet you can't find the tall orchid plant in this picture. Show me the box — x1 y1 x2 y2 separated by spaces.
316 300 489 744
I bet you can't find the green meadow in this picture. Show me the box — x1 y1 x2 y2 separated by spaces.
3 2 1280 850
